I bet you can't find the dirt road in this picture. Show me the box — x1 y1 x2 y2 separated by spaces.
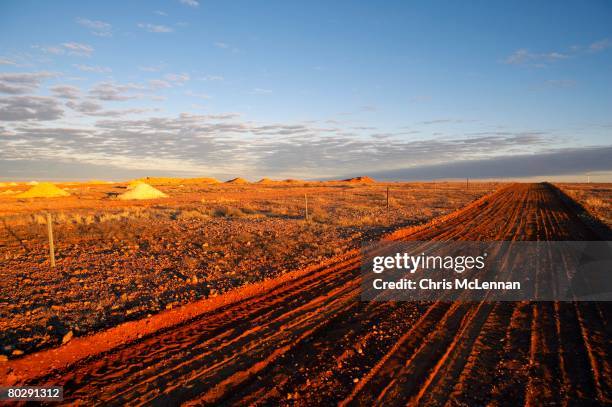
10 183 612 405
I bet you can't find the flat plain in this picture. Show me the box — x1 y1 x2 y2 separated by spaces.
1 181 610 406
0 180 494 357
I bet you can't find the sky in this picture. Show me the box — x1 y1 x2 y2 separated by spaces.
1 0 611 181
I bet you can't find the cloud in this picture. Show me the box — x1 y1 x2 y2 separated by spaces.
65 99 103 113
62 42 94 56
179 0 199 7
50 85 81 99
185 90 211 99
146 74 188 90
419 119 467 125
164 73 190 82
148 73 191 90
0 58 16 65
0 71 56 94
199 75 224 81
35 42 94 56
85 108 158 117
137 23 173 33
213 42 240 53
252 88 272 94
504 49 532 65
0 95 63 121
139 64 165 72
35 45 65 55
76 17 112 37
504 48 569 66
164 73 190 83
65 99 156 117
589 38 611 53
359 146 612 181
0 159 161 181
505 39 611 67
148 79 172 89
0 108 565 179
89 82 144 101
155 10 168 16
74 64 112 73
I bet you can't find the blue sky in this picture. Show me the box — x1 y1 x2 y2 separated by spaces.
0 0 611 181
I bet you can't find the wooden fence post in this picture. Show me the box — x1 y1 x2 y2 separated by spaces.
386 186 390 222
304 193 309 222
47 212 55 268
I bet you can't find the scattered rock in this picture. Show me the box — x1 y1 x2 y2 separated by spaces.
62 331 74 345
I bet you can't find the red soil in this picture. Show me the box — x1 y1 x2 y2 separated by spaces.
2 183 610 405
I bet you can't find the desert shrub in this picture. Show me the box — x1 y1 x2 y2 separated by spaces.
238 203 258 215
211 205 245 218
585 197 607 208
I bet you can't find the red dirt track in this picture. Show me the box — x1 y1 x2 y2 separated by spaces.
4 183 611 406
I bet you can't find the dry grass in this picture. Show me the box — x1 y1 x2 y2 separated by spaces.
556 183 612 227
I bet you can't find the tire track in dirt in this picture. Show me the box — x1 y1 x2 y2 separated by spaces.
10 183 611 406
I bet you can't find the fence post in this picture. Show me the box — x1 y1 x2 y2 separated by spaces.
47 212 55 268
304 193 309 222
386 186 390 222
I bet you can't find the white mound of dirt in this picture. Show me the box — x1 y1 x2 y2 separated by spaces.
16 182 70 198
118 183 168 200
